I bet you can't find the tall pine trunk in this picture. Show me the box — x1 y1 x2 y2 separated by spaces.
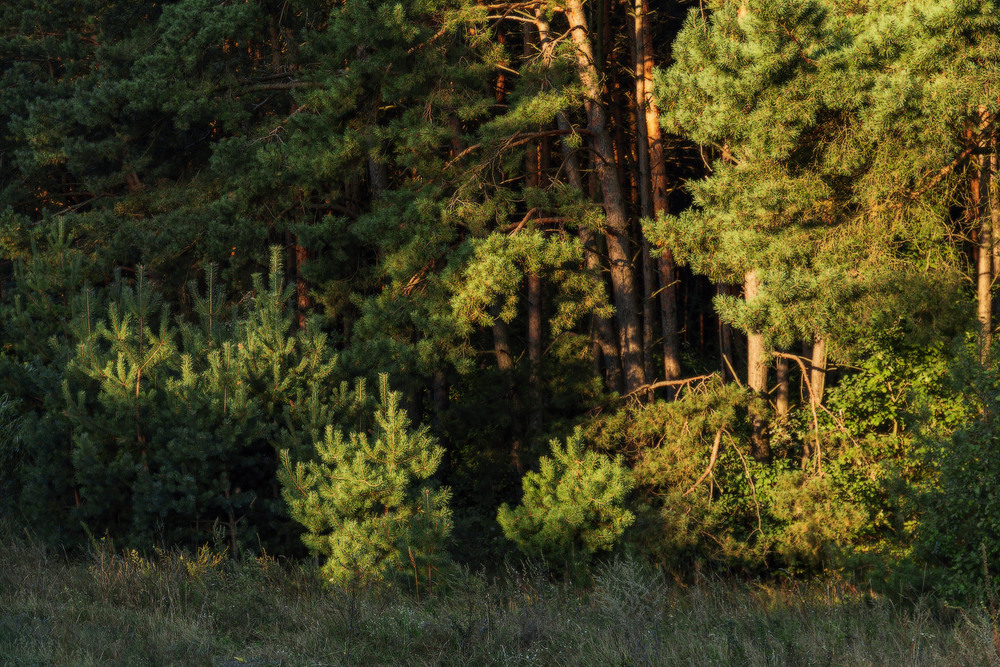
636 0 682 382
537 9 623 393
633 0 656 395
992 142 1000 326
775 354 790 418
975 106 992 362
745 269 771 461
566 0 645 394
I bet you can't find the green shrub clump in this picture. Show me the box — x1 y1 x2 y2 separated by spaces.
279 375 452 589
497 428 633 568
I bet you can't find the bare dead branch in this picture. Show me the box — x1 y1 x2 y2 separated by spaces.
683 429 723 497
773 350 822 475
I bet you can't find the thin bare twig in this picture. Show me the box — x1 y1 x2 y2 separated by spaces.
442 129 586 171
727 432 764 546
773 351 822 476
722 354 743 389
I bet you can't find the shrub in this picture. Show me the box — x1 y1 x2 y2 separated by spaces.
497 428 633 569
279 374 452 589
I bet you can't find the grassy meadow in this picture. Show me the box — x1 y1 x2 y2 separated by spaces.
0 532 998 666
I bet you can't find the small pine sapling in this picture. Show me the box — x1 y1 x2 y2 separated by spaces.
497 428 634 569
279 374 452 589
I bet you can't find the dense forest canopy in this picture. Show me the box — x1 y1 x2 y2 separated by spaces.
2 0 1000 597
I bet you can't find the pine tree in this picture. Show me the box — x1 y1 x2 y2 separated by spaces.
279 374 452 588
497 428 634 567
648 0 998 459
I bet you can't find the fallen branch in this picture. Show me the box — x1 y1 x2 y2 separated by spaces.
683 429 723 497
621 373 716 401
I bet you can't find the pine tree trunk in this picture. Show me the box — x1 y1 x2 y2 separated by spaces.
566 0 645 394
432 371 448 442
491 306 521 469
992 144 1000 325
809 334 827 407
975 109 992 362
527 271 543 438
745 269 771 461
295 242 309 330
718 283 735 382
633 0 655 395
284 229 309 330
536 7 623 393
635 0 681 381
775 354 790 418
641 240 655 391
492 311 514 373
367 157 388 198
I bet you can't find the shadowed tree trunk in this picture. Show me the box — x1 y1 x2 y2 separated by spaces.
775 354 790 418
718 283 735 382
635 0 682 382
566 0 646 394
536 9 623 393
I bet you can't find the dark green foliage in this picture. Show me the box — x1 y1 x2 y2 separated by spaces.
916 346 1000 598
2 248 356 552
3 0 1000 603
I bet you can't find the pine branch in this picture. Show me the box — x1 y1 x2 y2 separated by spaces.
443 128 589 171
242 81 314 93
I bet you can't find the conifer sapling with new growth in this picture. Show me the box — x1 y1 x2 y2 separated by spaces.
498 428 634 568
279 375 452 588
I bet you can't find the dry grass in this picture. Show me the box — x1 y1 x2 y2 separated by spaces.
1 534 998 666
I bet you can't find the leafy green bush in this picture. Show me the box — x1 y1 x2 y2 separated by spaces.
916 347 1000 599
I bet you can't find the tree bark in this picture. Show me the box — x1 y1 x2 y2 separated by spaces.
718 283 735 382
641 240 656 394
992 142 1000 325
975 109 992 362
775 354 790 418
566 0 646 394
633 0 655 396
745 269 771 461
295 242 309 330
632 0 681 381
285 229 309 330
809 334 827 408
492 312 514 373
536 8 623 393
527 270 543 438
